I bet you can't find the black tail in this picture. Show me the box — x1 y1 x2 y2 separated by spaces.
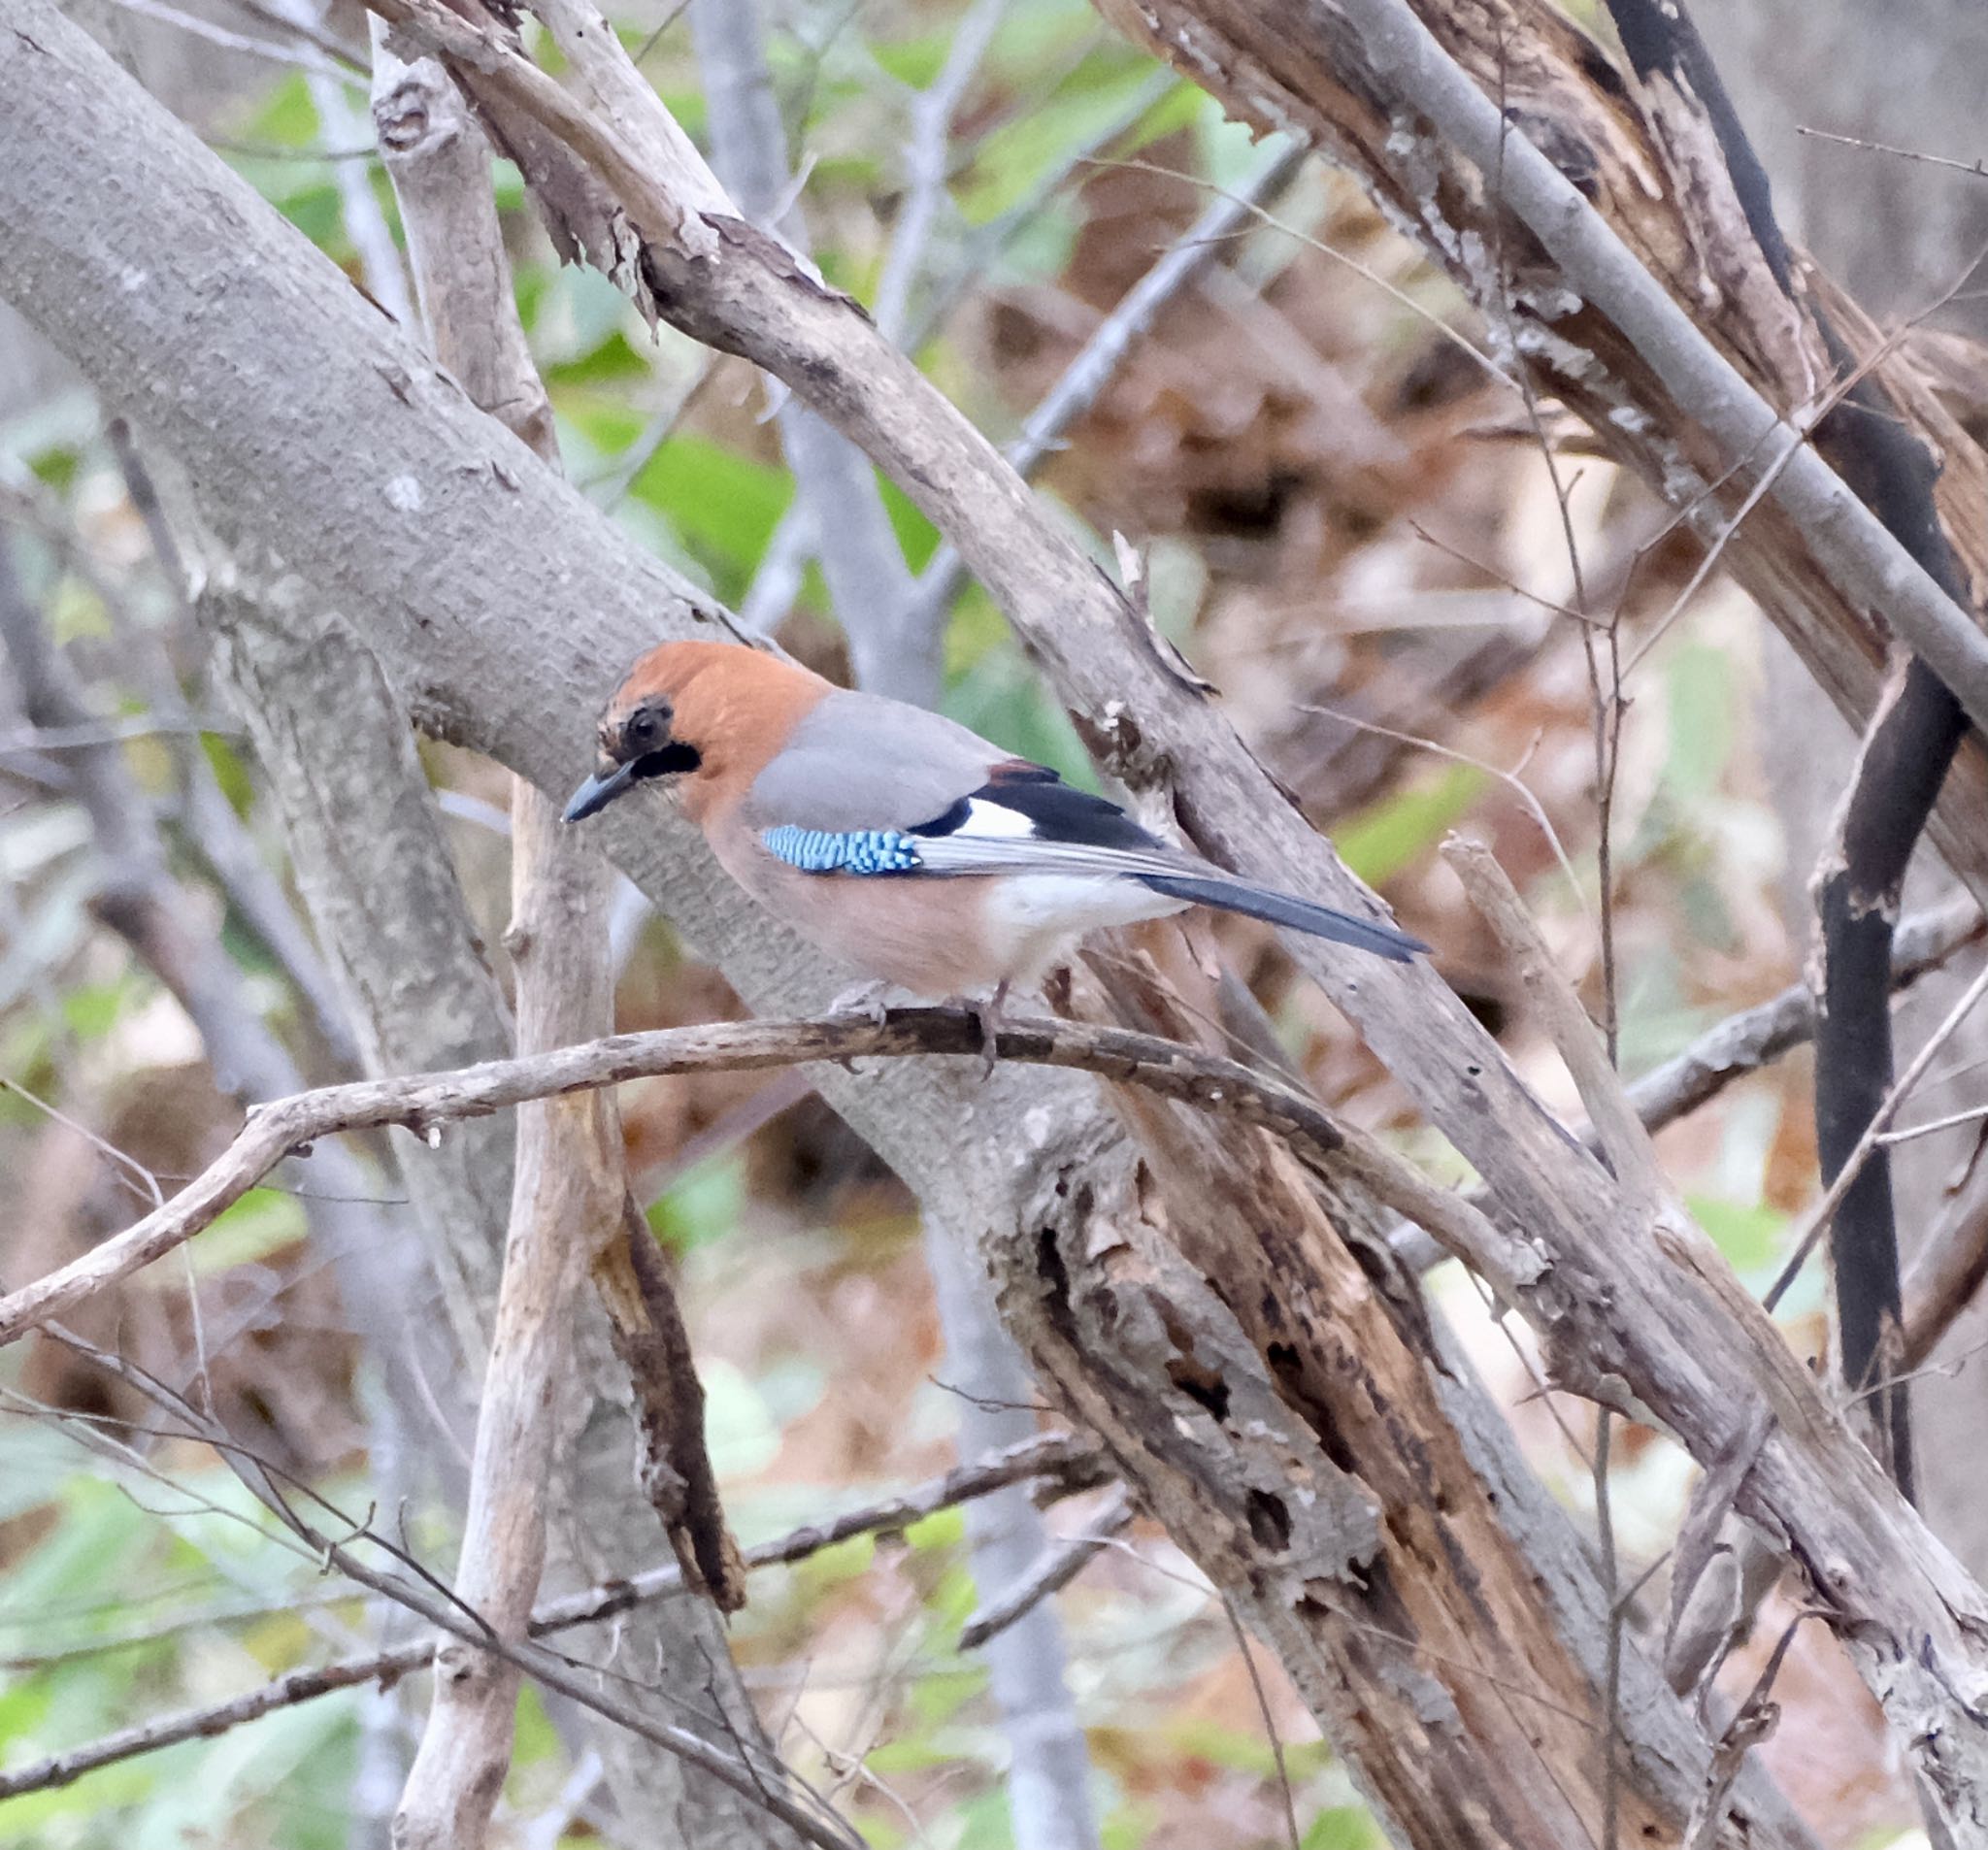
1140 873 1427 963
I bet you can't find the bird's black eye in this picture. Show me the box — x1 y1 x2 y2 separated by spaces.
625 707 660 749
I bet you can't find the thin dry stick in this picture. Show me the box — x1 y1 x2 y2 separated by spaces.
1443 838 1667 1208
0 1431 1105 1801
376 40 608 1848
1621 235 1988 682
43 1333 863 1850
0 1008 1517 1348
1299 700 1589 924
1794 124 1988 182
1221 1594 1304 1850
1624 896 1984 1138
956 1485 1135 1650
1764 959 1988 1312
906 138 1307 631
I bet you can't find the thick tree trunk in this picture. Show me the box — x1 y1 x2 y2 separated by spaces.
0 3 1956 1839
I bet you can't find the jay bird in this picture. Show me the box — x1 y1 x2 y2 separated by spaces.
565 642 1425 1042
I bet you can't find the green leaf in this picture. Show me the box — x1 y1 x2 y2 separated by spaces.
877 474 941 573
699 1358 782 1479
545 327 654 388
58 979 127 1041
236 72 320 149
646 1154 746 1255
942 639 1095 788
1686 1195 1785 1275
1303 1804 1386 1850
625 436 795 601
1665 642 1735 803
903 1504 966 1552
200 731 257 814
959 61 1169 224
1334 763 1484 885
185 1188 310 1276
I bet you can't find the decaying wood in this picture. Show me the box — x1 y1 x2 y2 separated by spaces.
325 8 1988 1828
1089 0 1988 890
0 7 1915 1840
0 994 1814 1846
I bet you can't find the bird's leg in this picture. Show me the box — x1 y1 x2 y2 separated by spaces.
825 979 894 1073
970 979 1011 1079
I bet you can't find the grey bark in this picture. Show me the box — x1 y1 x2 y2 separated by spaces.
683 12 1101 1841
685 0 927 699
0 10 1830 1842
1695 0 1988 1577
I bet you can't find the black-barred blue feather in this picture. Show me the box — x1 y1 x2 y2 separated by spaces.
761 825 922 875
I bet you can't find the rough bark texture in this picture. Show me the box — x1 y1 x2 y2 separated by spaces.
1598 0 1980 1509
395 789 608 1850
373 43 761 1843
198 558 514 1355
1087 0 1988 892
380 50 605 1833
1695 0 1988 1576
0 5 1924 1841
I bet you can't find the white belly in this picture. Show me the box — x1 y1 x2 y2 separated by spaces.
980 875 1187 988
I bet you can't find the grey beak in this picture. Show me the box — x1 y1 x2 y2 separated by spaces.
563 759 640 823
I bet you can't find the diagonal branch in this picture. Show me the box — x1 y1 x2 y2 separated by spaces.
0 1429 1107 1802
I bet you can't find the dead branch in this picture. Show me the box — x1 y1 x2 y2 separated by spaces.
0 1429 1105 1802
0 8 1852 1838
0 1007 1480 1345
1627 897 1983 1137
37 1329 863 1850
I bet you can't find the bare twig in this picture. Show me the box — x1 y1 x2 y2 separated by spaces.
1905 1160 1988 1371
1795 125 1988 182
1765 959 1988 1314
36 1331 863 1850
1318 0 1988 735
0 1431 1105 1800
375 41 653 1847
102 0 361 79
1222 1595 1303 1850
0 1006 1519 1347
956 1485 1134 1650
906 137 1305 634
1443 837 1667 1208
1627 898 1984 1137
870 0 1006 342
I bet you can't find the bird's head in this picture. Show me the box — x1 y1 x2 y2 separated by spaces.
562 642 718 823
563 638 825 825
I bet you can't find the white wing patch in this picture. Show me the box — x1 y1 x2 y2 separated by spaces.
949 797 1040 841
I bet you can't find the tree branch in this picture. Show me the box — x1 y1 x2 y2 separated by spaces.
0 10 1836 1837
0 1430 1106 1802
0 1006 1465 1345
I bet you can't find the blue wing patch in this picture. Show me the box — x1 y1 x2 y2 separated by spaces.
762 825 922 875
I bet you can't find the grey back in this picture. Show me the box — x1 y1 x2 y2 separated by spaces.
745 689 1001 832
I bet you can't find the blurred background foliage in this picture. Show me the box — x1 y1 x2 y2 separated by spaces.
0 0 1938 1844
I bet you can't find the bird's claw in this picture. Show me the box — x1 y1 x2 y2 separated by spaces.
827 981 893 1028
970 981 1010 1080
827 982 893 1071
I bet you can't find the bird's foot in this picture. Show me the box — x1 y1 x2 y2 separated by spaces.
826 979 893 1029
968 980 1011 1080
826 981 893 1071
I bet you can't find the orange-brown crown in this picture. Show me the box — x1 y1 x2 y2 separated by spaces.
594 640 828 819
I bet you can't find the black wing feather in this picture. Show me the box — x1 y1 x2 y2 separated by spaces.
912 764 1162 853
